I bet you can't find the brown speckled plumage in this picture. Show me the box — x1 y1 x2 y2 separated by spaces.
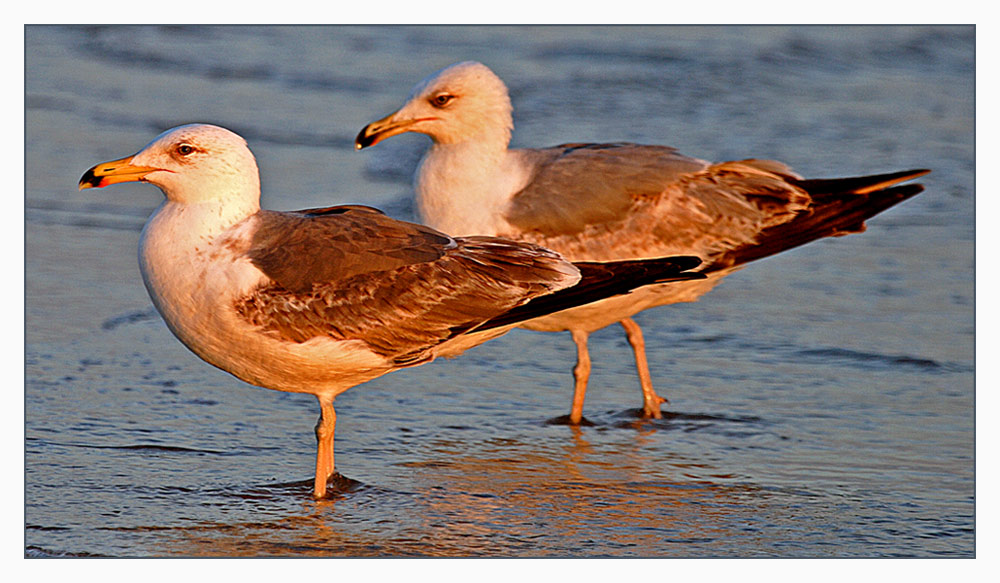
234 206 703 365
353 60 930 423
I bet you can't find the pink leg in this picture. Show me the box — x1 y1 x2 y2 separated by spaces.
569 329 591 425
620 317 666 419
313 397 337 499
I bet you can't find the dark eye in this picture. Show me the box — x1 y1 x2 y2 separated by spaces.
429 93 455 108
176 144 195 156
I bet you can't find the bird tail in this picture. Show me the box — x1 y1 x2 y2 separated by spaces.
707 169 929 271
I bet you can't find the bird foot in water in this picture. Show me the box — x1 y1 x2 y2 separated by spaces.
314 472 363 499
641 394 669 419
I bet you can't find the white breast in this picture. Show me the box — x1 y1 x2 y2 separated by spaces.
138 202 391 398
415 144 531 236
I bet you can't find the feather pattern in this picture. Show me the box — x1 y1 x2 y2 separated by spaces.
237 216 581 365
354 60 930 423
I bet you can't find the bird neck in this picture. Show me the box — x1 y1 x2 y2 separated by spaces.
415 141 525 236
141 197 261 260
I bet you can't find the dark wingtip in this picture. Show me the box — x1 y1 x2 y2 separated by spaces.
653 255 707 282
797 168 931 197
888 168 931 186
646 255 707 282
471 254 707 334
671 255 703 274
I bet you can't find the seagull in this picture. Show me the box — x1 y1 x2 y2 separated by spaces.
78 123 705 498
355 60 929 425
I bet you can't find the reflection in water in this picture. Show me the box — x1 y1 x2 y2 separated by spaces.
152 424 769 557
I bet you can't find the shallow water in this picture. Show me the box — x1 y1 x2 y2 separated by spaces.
24 25 974 557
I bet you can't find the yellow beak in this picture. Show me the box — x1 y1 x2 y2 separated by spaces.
354 113 431 150
78 155 161 190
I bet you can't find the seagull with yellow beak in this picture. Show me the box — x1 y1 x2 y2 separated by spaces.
79 123 706 498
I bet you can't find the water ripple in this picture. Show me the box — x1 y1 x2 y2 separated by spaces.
794 347 947 371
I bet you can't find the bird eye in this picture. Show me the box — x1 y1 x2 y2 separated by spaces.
176 144 196 156
429 93 455 108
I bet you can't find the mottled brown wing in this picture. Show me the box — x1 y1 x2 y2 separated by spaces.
502 158 813 264
246 206 455 293
237 228 580 366
504 143 709 236
504 148 927 272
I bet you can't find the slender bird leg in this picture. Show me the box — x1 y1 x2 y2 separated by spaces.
313 396 337 499
569 329 592 425
620 318 666 419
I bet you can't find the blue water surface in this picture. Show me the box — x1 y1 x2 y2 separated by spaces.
24 25 974 557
